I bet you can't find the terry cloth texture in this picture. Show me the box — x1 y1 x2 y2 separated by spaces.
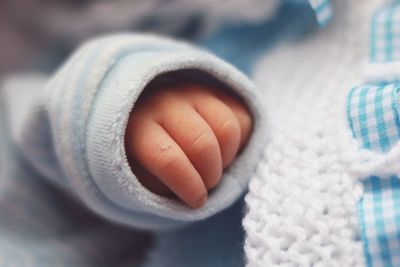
0 34 270 267
0 0 380 266
0 1 321 266
1 34 268 230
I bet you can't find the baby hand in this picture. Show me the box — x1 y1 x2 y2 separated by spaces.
125 82 252 208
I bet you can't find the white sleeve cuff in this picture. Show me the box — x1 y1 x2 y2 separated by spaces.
47 34 268 229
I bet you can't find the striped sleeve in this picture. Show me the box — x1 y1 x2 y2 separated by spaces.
2 34 268 229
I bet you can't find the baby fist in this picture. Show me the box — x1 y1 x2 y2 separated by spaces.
125 82 252 208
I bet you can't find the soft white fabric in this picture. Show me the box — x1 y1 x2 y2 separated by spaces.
1 34 268 230
243 1 386 266
362 61 400 83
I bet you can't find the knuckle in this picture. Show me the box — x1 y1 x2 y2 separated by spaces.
221 118 241 140
152 144 181 172
191 131 217 156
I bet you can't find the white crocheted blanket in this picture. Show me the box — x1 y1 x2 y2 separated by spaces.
243 1 387 266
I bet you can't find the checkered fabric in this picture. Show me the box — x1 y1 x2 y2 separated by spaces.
347 83 400 152
308 0 332 27
370 1 400 62
348 82 400 266
358 176 400 267
349 2 400 265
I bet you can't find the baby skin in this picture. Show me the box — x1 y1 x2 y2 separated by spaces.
125 80 253 209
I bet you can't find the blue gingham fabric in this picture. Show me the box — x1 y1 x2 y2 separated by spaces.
370 1 400 63
347 1 400 265
358 176 400 267
347 83 400 153
308 0 332 27
348 82 400 266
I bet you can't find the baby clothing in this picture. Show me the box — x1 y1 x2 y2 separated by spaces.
0 0 286 263
347 2 400 266
0 34 268 266
243 0 400 266
2 0 398 266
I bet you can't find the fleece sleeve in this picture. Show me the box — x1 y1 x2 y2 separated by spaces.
1 34 268 230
